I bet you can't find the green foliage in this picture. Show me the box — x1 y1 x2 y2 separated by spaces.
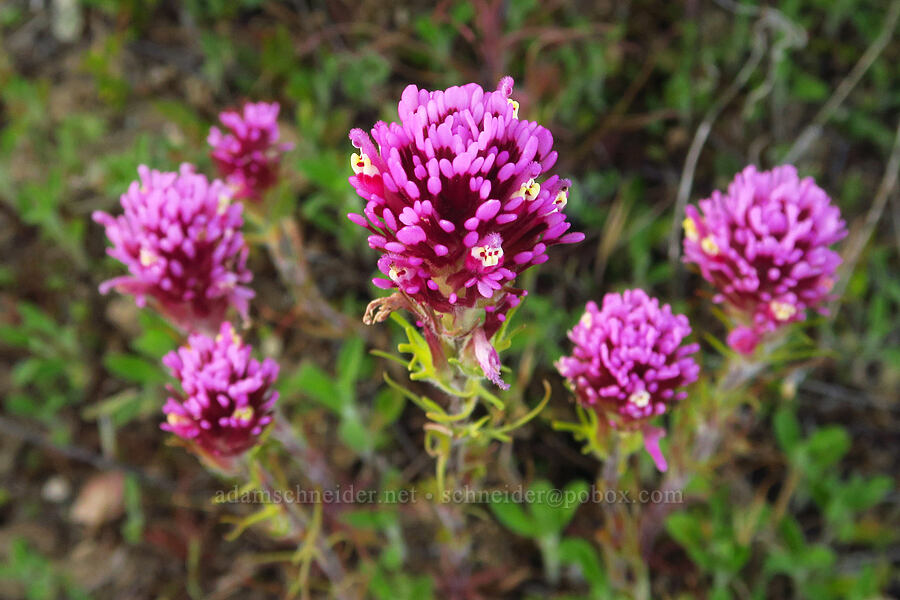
342 507 435 599
0 538 89 600
1 0 897 597
281 335 401 455
775 406 894 543
665 488 758 596
0 302 90 440
84 312 174 429
667 410 894 599
491 479 605 593
122 474 146 545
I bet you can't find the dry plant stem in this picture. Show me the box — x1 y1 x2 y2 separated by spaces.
271 416 336 490
434 501 471 591
638 356 753 555
787 119 900 397
600 441 650 600
782 0 900 164
264 217 355 338
667 6 806 266
667 14 770 265
830 118 900 318
251 460 350 598
0 414 175 491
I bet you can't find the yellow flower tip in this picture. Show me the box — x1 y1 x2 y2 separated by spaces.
552 188 568 212
580 312 593 328
508 98 520 119
215 324 242 346
701 236 719 255
683 217 699 242
471 244 503 268
167 413 189 427
350 152 379 177
217 193 231 215
628 389 651 408
513 178 541 202
232 406 255 421
770 300 797 321
139 248 156 267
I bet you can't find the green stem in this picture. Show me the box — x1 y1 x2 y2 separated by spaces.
539 534 562 586
248 457 350 598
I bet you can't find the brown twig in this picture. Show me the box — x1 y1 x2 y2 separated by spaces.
0 414 176 491
829 117 900 319
263 218 358 338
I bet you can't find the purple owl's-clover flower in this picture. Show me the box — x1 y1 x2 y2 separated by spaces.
683 165 847 355
162 322 279 458
347 77 584 389
556 290 700 471
93 164 254 334
209 101 293 202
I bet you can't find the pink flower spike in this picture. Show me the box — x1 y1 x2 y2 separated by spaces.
162 322 279 457
557 289 699 424
209 101 292 202
93 164 253 334
683 165 847 350
347 77 582 337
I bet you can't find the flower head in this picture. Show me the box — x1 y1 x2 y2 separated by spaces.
556 290 699 471
93 164 253 333
557 289 700 422
348 76 583 386
209 101 292 202
161 322 278 457
683 165 847 354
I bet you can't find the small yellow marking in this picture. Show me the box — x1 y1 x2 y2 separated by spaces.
232 406 254 421
139 248 156 267
508 99 520 118
217 193 230 215
701 236 719 255
471 245 503 268
350 152 379 176
216 326 242 346
514 178 541 202
629 390 651 408
683 217 699 242
388 264 407 282
552 188 568 212
167 413 189 427
770 300 797 321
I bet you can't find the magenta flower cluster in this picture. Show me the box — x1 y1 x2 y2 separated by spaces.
556 290 699 470
683 165 847 354
347 76 583 386
94 101 292 459
209 101 292 202
162 322 279 457
93 164 254 334
557 289 700 422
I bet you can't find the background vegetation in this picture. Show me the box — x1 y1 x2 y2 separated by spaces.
0 0 897 598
